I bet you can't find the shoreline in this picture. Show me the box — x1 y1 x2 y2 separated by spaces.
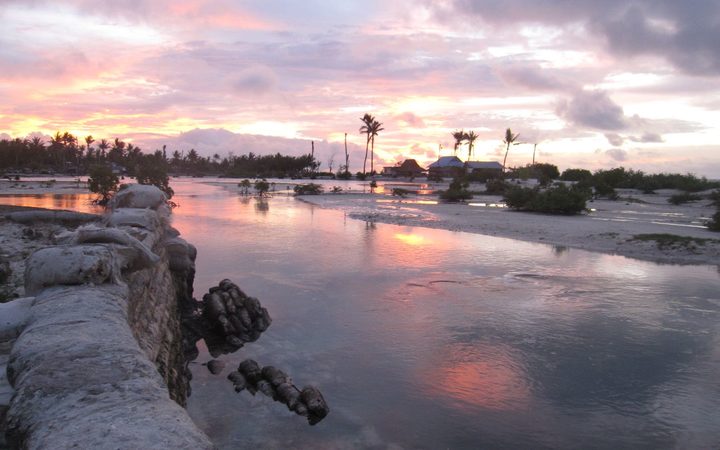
295 191 720 266
2 179 719 266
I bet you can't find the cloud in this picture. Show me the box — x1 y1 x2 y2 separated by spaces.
135 128 367 171
494 63 568 91
557 90 627 130
605 148 628 161
605 133 624 146
232 66 278 94
629 132 663 143
432 0 720 76
394 112 426 128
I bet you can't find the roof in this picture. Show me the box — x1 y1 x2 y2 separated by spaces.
397 159 425 172
466 161 503 170
428 156 464 169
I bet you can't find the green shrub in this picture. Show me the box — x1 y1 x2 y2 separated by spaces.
427 173 443 182
336 171 351 180
440 178 472 202
392 188 410 197
504 184 588 214
293 183 323 195
707 211 720 231
668 192 703 205
135 155 173 198
254 179 270 196
356 172 367 180
88 164 119 205
560 168 593 182
484 178 508 195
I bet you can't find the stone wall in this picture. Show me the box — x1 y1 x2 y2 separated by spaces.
3 185 213 449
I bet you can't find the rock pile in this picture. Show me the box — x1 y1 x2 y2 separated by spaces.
199 279 272 357
228 359 329 425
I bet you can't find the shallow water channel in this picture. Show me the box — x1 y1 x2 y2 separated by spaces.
3 179 720 449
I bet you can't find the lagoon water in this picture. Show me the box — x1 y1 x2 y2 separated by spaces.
2 179 720 449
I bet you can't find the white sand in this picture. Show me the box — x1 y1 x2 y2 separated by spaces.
0 179 89 195
297 189 720 266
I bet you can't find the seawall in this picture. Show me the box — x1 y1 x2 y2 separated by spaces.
2 185 213 449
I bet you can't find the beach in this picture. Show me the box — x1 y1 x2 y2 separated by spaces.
294 186 720 266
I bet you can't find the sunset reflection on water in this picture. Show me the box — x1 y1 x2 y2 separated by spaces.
426 343 530 412
2 180 720 449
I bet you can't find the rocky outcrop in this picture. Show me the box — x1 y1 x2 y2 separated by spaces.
4 184 212 449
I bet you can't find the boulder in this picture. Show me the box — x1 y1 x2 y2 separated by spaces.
24 246 116 295
108 184 167 210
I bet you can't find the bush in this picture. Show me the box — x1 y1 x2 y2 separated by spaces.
427 173 443 182
707 211 720 231
293 183 323 195
440 178 472 202
88 164 119 205
560 168 593 182
668 192 703 205
336 171 351 180
356 172 367 180
135 155 173 199
254 179 270 196
503 184 589 214
484 178 508 195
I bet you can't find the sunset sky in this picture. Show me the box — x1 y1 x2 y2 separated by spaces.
2 0 720 176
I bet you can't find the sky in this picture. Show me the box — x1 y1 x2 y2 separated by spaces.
1 0 720 177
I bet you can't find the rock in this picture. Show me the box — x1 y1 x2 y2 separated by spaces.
275 383 300 410
301 386 330 425
227 371 246 392
261 366 288 387
108 184 167 210
24 245 116 295
74 225 160 271
105 208 161 232
203 293 226 321
0 255 10 284
6 210 99 225
206 359 225 375
256 380 275 398
238 359 262 383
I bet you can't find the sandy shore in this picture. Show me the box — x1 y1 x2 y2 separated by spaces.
0 179 89 195
296 189 720 266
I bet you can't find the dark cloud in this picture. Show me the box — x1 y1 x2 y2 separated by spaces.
434 0 720 76
629 132 663 143
557 90 627 130
494 63 568 91
232 66 278 94
605 133 624 146
605 148 628 161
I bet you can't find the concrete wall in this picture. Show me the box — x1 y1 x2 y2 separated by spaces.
4 185 213 449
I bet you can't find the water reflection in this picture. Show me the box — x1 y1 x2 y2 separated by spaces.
425 343 530 412
3 180 720 449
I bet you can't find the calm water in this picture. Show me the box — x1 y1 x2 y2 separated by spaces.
2 180 720 449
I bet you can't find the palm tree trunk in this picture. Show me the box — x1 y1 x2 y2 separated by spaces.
370 136 375 175
362 136 370 174
503 143 510 172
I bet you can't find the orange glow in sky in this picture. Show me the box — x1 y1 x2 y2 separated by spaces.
2 1 720 176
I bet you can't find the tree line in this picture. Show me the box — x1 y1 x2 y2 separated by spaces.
0 132 319 178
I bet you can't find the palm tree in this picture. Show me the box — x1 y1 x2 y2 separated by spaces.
464 130 478 161
502 128 520 172
97 139 109 160
359 113 374 174
452 130 465 156
369 119 384 175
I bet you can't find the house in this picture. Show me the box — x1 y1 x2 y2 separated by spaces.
427 156 465 178
465 161 503 180
383 159 426 178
